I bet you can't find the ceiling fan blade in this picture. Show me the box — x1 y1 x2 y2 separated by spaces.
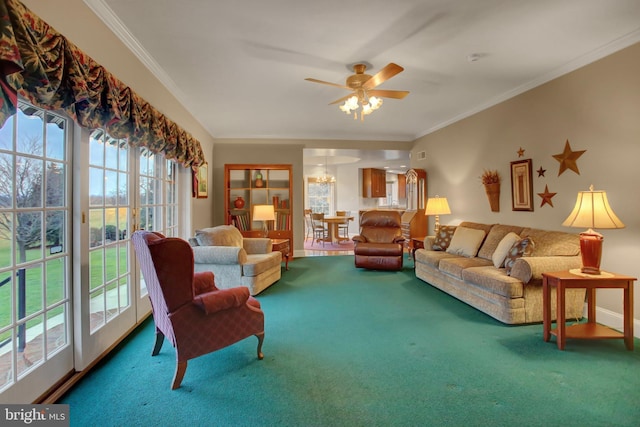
328 94 353 105
367 89 409 99
305 78 350 90
362 63 404 89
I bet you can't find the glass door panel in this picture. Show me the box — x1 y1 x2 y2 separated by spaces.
0 103 72 403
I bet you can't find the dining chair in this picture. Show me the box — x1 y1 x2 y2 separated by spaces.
304 209 313 241
310 212 327 246
335 210 350 239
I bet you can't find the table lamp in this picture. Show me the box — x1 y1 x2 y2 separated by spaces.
252 205 275 238
425 195 451 234
562 185 624 274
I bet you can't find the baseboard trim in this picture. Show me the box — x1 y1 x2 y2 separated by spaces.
588 304 640 339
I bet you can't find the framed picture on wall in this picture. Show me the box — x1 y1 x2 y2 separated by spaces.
193 163 208 198
510 159 533 211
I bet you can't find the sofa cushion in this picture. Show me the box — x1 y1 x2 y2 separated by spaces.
439 256 493 279
492 232 522 268
195 225 243 247
477 224 525 260
414 248 458 268
504 237 535 275
461 266 525 299
446 226 486 258
432 225 456 251
242 252 282 277
520 228 579 256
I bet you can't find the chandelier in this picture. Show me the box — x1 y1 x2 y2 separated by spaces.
316 156 336 184
339 89 383 121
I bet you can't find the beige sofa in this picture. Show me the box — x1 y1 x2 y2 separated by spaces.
189 225 282 295
414 221 586 324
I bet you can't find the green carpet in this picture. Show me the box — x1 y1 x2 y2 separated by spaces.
61 255 640 426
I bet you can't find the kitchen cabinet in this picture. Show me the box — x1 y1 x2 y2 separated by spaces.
362 168 387 198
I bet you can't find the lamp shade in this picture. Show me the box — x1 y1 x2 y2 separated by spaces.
562 187 624 230
425 196 451 216
252 205 275 222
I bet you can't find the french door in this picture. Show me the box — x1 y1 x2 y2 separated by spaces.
74 128 180 368
0 102 185 403
0 103 73 403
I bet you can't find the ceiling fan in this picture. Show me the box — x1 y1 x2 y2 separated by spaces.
305 63 409 121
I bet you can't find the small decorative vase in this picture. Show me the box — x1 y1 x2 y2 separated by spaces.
255 172 264 188
484 182 500 212
234 196 245 208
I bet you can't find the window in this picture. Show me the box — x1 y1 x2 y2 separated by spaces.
307 178 334 214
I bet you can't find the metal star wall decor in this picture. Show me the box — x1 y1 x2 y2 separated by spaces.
552 139 586 176
537 184 557 207
536 166 546 177
517 147 525 157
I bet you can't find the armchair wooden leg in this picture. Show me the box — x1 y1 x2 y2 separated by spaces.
256 332 265 360
152 331 165 356
172 361 187 390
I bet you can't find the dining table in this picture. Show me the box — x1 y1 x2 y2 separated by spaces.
322 216 354 244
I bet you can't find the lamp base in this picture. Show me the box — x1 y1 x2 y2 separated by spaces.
579 229 603 275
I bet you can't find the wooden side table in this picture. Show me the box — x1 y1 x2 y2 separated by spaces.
411 237 426 262
542 270 636 350
271 238 290 270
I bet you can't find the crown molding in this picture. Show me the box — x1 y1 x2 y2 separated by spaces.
82 0 195 121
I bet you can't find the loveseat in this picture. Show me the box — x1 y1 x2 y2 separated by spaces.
189 225 282 295
414 221 586 324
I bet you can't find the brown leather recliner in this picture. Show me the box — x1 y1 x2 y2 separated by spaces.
353 210 405 270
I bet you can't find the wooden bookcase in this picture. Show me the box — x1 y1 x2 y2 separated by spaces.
224 164 293 249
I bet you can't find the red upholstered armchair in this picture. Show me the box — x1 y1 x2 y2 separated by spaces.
132 231 265 389
352 210 405 271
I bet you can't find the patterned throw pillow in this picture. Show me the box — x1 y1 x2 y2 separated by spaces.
432 225 456 251
504 237 535 276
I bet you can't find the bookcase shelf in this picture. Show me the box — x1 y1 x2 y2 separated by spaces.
224 164 293 250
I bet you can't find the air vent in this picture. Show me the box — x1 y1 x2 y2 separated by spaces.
416 151 427 161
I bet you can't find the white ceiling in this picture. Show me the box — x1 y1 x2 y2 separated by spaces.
86 0 640 169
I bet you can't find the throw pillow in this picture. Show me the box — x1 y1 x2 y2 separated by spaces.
446 226 486 258
432 225 456 251
504 236 535 275
195 225 243 247
492 232 521 268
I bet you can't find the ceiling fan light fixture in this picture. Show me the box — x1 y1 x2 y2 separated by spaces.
339 93 382 120
307 62 407 121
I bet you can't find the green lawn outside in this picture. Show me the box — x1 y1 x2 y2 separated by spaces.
0 239 126 342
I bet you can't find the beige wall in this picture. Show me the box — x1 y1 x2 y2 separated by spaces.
411 42 640 329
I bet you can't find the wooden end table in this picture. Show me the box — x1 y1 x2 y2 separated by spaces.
411 236 426 262
542 270 635 350
271 238 290 270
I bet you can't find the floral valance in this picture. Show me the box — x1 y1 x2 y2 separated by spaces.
0 0 205 168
